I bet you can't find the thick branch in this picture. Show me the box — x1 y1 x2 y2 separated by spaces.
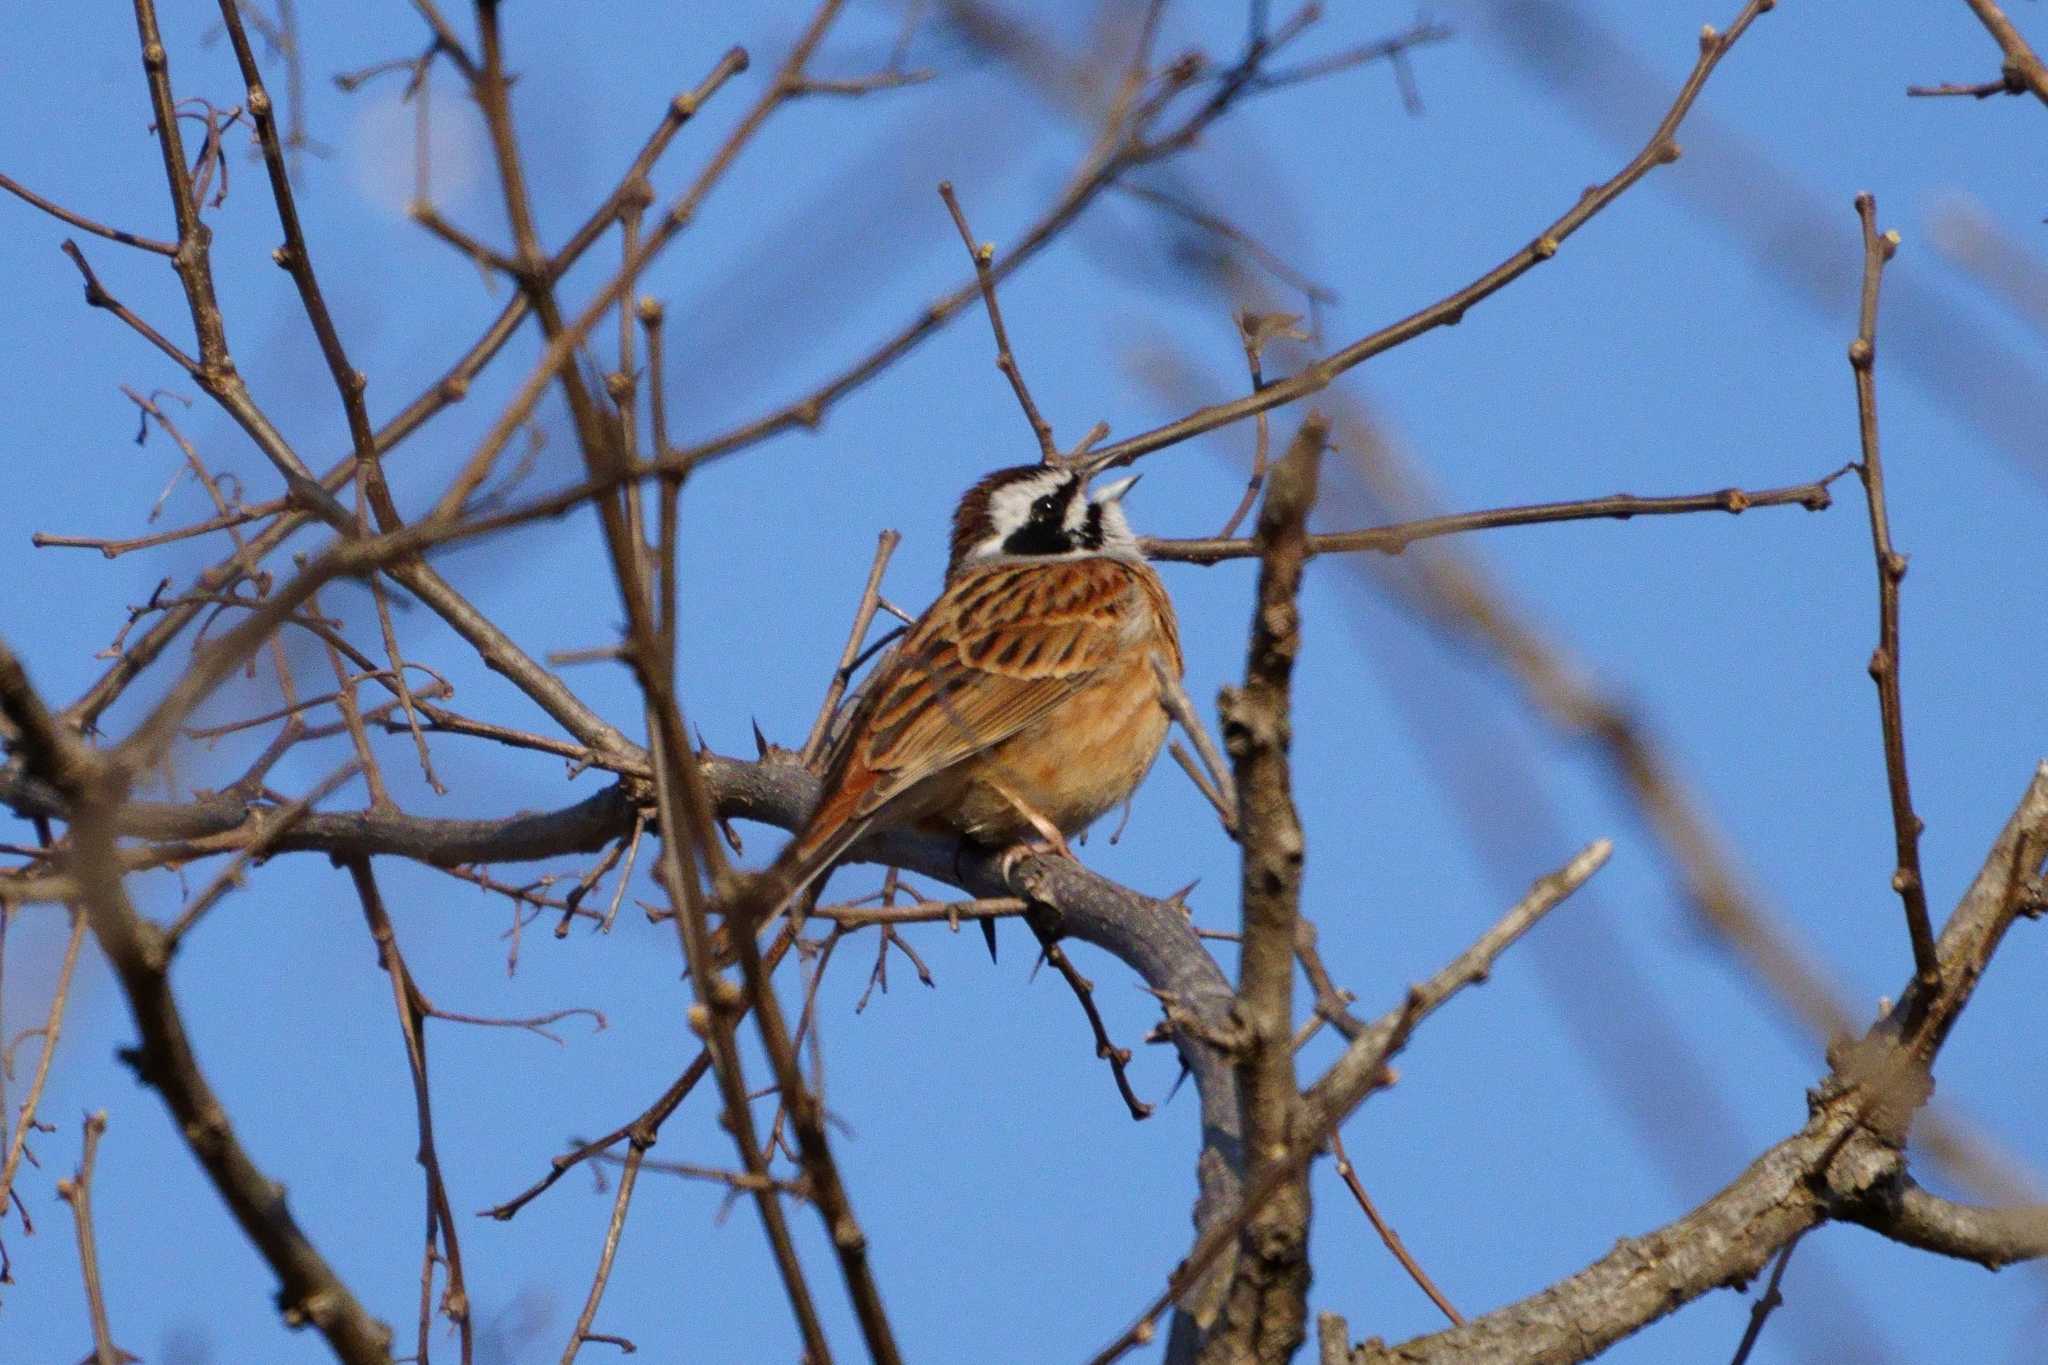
1201 417 1326 1364
1843 1182 2048 1270
1343 764 2048 1364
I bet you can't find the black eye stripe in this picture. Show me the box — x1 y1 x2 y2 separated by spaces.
1080 503 1105 550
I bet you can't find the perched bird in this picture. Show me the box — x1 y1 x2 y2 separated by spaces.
735 461 1183 935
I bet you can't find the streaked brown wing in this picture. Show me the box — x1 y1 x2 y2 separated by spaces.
827 557 1144 820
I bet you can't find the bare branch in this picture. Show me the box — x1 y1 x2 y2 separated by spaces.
0 170 175 255
1955 0 2048 105
1082 0 1782 473
56 1112 133 1365
1343 764 2048 1364
1846 193 1937 991
1096 839 1614 1365
1146 468 1844 564
940 180 1060 462
1199 416 1326 1364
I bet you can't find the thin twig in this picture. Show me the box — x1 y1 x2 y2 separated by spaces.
1082 0 1783 474
1091 838 1612 1364
939 180 1060 462
1329 1129 1463 1326
1030 920 1154 1120
1727 1227 1806 1365
559 1135 645 1365
799 530 902 766
1847 193 1937 993
0 907 88 1223
0 170 176 254
345 857 471 1363
56 1111 131 1365
1147 469 1845 564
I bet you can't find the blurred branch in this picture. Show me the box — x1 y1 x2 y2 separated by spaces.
55 1112 131 1365
1082 0 1779 473
3 635 396 1361
1340 765 2048 1364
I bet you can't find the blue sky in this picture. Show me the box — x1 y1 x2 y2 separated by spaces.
3 3 2046 1363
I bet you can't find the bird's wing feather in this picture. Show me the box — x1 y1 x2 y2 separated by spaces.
827 557 1143 821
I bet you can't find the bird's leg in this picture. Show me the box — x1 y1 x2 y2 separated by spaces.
985 779 1076 883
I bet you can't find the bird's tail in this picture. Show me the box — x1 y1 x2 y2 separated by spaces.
709 803 872 969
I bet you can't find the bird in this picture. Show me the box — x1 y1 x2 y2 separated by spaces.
727 461 1183 944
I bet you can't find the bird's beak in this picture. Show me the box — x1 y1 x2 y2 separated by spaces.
1091 473 1141 504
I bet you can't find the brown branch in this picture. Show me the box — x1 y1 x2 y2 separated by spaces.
799 530 901 766
1342 765 2048 1364
1199 416 1326 1364
1842 1181 2048 1270
58 239 201 378
1146 467 1843 564
1030 922 1154 1120
26 704 394 1355
0 169 175 254
1081 0 1781 473
344 857 471 1365
940 180 1059 462
1847 193 1937 992
35 497 289 558
0 907 87 1224
1956 0 2048 105
1726 1228 1804 1365
559 1135 645 1365
56 1111 133 1365
1094 839 1613 1365
1328 1129 1463 1327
